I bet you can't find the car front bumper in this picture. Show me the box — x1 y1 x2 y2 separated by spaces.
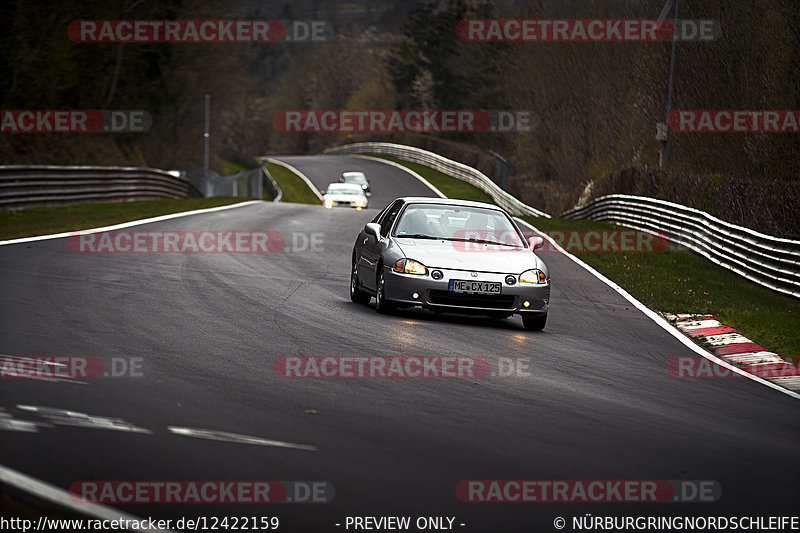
382 266 549 315
325 201 367 209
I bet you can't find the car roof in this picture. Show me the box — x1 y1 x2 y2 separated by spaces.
398 197 505 211
342 171 366 178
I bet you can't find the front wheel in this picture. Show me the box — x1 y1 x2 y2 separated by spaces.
522 313 547 331
350 262 371 304
375 269 395 314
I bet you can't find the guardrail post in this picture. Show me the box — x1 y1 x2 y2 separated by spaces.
203 94 210 172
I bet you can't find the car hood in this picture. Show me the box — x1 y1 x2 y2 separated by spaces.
393 238 544 273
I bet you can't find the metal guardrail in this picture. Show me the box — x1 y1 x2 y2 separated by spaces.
323 142 550 218
220 149 281 201
0 165 201 210
261 165 282 202
562 194 800 299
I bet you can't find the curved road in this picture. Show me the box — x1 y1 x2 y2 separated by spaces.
271 155 440 206
0 156 797 532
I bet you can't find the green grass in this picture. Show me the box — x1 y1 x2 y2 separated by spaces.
219 160 247 175
363 154 495 204
264 162 321 205
525 216 800 360
0 197 247 240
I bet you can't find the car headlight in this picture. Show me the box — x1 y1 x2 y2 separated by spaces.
393 258 427 275
324 198 333 208
519 269 546 284
355 198 366 207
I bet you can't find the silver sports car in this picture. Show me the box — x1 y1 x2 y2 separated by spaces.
350 197 550 330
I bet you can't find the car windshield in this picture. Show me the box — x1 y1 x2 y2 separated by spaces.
393 204 524 247
326 184 362 195
342 173 367 184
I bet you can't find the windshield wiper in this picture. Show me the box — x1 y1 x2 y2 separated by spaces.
449 237 521 247
395 233 440 239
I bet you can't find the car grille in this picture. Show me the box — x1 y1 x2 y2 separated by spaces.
333 201 353 206
429 290 516 309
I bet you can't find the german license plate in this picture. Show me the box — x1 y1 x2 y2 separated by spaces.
449 279 501 294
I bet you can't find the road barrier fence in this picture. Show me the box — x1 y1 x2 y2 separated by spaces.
562 194 800 298
0 165 201 210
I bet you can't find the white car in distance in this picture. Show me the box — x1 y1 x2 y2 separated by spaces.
324 183 369 209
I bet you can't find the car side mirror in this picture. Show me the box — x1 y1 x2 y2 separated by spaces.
529 236 544 251
365 223 381 240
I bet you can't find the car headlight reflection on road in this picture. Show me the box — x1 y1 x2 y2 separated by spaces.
394 258 427 275
520 269 546 284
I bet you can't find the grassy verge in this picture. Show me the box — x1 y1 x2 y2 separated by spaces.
362 154 495 204
264 162 321 205
0 197 246 240
525 216 800 360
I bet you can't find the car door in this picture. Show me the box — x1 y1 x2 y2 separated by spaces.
359 200 403 291
354 202 390 288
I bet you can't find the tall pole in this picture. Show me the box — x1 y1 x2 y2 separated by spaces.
662 0 679 169
203 94 210 171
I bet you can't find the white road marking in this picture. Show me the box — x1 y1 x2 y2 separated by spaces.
0 200 263 246
0 408 48 433
1 355 66 366
514 217 800 400
168 426 316 451
16 405 152 434
0 464 173 532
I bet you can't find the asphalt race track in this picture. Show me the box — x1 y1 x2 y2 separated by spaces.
1 156 798 532
271 155 439 206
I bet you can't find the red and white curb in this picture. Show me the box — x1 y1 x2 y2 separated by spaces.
513 219 798 400
665 314 800 392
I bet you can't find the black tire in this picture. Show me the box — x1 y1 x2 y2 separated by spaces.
375 269 395 314
350 261 371 304
522 313 547 331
